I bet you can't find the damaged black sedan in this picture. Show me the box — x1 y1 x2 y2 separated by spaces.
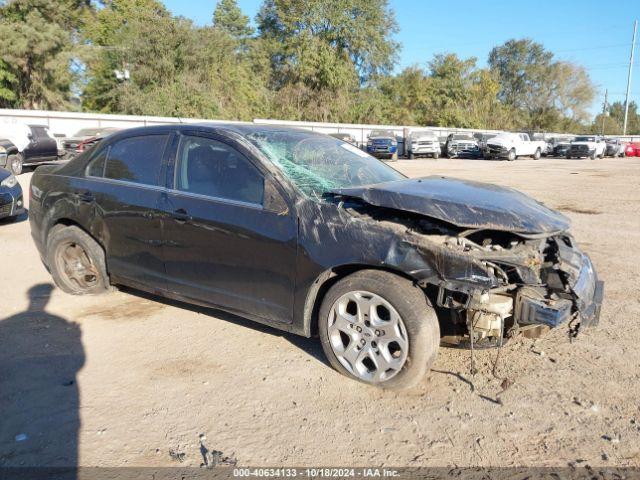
29 124 603 389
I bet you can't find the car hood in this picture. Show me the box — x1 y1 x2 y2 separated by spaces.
369 137 395 141
331 176 570 234
571 141 596 146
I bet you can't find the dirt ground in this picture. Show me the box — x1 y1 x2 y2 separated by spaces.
1 157 639 469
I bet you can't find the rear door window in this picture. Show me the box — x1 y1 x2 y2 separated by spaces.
105 135 168 186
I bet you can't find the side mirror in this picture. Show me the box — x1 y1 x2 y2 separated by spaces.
27 133 33 140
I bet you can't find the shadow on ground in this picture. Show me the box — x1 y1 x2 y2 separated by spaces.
0 283 83 475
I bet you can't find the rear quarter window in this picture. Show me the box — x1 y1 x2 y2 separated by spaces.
104 135 169 186
86 147 108 177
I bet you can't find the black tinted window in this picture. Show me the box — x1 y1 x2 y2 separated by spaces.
87 147 108 177
105 135 168 186
175 136 264 205
31 126 48 138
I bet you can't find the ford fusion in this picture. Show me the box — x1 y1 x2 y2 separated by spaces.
29 124 604 389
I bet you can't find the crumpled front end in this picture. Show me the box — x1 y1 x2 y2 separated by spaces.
401 228 604 345
333 185 603 347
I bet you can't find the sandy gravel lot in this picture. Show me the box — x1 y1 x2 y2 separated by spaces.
1 157 639 468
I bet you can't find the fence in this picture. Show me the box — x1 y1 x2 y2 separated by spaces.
1 108 639 146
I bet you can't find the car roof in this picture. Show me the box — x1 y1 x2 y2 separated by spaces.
105 122 322 140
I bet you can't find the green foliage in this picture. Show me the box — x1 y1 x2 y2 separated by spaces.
213 0 254 38
0 0 90 109
0 0 607 133
489 38 595 131
593 101 640 135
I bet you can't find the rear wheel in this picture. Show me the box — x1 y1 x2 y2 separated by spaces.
319 270 440 390
8 153 23 175
533 148 541 160
46 225 111 295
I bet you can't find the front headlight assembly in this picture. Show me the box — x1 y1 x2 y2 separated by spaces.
1 174 18 188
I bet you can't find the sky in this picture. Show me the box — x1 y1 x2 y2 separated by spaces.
162 0 640 117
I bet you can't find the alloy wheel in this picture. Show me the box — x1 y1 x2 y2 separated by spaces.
326 291 409 383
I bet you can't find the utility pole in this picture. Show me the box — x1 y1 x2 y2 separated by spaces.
602 89 608 135
623 20 637 135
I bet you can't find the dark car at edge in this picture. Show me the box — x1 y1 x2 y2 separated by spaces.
0 167 24 221
29 124 604 389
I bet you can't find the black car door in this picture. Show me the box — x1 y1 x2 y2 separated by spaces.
24 126 57 162
160 131 298 324
82 133 170 288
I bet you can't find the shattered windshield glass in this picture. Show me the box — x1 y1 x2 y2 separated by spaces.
246 130 405 199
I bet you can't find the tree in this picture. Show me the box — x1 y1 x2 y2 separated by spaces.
256 0 398 121
213 0 254 39
489 38 595 130
81 0 270 119
80 0 172 112
592 101 640 135
0 0 91 109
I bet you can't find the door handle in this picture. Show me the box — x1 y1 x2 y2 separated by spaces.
172 208 192 224
77 190 94 203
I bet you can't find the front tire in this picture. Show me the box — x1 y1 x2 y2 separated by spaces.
46 225 111 295
8 153 23 175
433 151 439 159
408 152 414 160
507 149 516 161
319 270 440 390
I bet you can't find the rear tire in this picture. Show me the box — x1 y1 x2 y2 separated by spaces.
319 270 440 390
46 225 111 295
8 153 23 175
533 148 541 160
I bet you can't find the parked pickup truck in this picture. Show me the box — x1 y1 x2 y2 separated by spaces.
366 130 398 161
408 130 440 159
567 136 606 160
484 132 546 161
0 124 59 174
605 138 625 157
445 133 481 158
